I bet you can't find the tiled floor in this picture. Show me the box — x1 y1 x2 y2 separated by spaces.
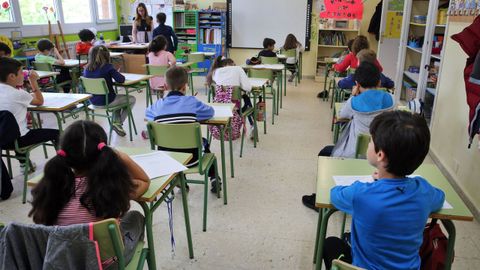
1 77 479 269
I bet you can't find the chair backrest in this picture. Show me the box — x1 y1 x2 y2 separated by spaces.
260 56 279 64
33 61 54 72
80 77 109 96
282 48 297 59
355 133 371 159
146 64 169 76
331 259 365 270
248 69 274 82
187 53 205 63
93 218 127 268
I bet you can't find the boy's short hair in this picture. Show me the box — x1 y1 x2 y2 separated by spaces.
354 62 380 88
263 38 276 49
356 49 377 64
166 66 188 91
0 57 22 82
352 35 369 54
347 39 354 52
37 39 54 52
0 42 12 56
156 12 166 24
78 29 96 42
369 111 430 176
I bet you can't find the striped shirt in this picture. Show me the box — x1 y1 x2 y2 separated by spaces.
56 177 101 226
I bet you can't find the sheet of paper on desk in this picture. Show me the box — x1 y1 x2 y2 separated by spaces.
213 106 233 118
131 152 188 179
41 96 80 108
333 175 454 209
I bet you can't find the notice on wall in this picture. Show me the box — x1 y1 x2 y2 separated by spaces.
384 11 403 38
319 0 363 20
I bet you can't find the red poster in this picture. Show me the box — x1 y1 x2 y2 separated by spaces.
320 0 363 20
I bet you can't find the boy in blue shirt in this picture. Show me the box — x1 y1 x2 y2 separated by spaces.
145 66 220 192
323 110 445 270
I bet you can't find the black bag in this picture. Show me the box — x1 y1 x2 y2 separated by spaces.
0 110 20 199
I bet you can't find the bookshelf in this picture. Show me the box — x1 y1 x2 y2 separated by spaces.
173 10 199 59
394 0 449 125
315 20 361 82
197 10 226 72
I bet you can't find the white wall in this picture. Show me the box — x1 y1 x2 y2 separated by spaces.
430 20 480 215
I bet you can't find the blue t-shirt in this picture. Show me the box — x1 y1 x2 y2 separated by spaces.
331 176 445 270
83 64 125 106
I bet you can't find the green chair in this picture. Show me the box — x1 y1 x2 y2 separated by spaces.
145 64 169 106
2 140 56 204
33 61 72 93
331 259 365 270
280 48 300 86
355 134 371 159
260 56 279 64
248 69 276 124
147 122 223 232
80 77 137 142
93 218 148 270
186 54 207 95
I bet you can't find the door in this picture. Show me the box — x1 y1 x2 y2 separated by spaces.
377 0 404 79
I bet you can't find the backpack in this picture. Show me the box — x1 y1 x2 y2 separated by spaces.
419 219 452 270
208 85 243 141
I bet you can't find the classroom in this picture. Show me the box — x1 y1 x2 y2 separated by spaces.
0 0 479 269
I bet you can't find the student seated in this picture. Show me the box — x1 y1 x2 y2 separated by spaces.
35 39 71 93
336 39 354 65
258 38 277 58
152 12 178 54
29 120 150 266
76 29 96 56
83 45 135 137
281 34 304 82
333 35 382 73
148 35 176 94
338 49 394 89
0 42 12 57
302 62 395 210
210 56 255 138
145 66 221 193
0 57 60 200
323 110 445 269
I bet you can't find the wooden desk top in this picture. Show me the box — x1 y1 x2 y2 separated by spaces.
28 93 91 112
182 52 216 57
202 103 235 125
242 64 285 71
32 70 60 79
110 52 125 58
108 43 149 50
315 157 474 221
248 78 269 88
118 73 154 86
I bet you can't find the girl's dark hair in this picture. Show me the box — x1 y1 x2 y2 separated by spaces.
156 12 166 25
369 111 430 176
78 29 96 42
282 34 301 50
85 45 111 72
352 35 369 54
135 3 152 29
149 35 168 55
29 120 135 225
37 39 54 52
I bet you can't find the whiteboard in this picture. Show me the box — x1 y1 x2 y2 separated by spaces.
228 0 312 50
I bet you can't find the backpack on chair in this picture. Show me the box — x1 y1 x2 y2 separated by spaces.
419 219 452 270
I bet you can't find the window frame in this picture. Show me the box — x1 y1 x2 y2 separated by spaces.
94 0 116 24
0 0 117 36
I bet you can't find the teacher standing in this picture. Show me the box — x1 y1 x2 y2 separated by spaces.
152 12 178 55
132 3 153 43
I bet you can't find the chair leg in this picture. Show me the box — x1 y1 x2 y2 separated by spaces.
22 152 30 204
271 89 276 125
240 124 245 158
340 213 347 237
215 159 226 205
6 151 12 178
203 173 208 232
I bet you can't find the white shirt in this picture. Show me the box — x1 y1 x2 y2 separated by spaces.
212 66 252 92
0 83 33 136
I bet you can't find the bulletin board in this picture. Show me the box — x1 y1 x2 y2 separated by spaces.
319 0 364 20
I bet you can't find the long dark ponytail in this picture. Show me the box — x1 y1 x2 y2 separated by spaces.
29 120 135 225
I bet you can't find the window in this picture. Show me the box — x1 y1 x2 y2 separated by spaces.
19 0 56 25
62 0 92 23
96 0 114 22
0 0 14 23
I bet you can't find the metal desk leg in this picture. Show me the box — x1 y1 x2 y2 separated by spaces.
277 72 282 112
441 219 456 270
284 66 287 96
219 125 227 184
263 86 267 134
139 202 156 270
313 209 324 264
53 112 64 132
83 101 90 120
228 119 234 178
314 209 337 270
179 173 194 259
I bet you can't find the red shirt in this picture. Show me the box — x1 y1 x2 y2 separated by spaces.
76 42 93 55
333 52 383 73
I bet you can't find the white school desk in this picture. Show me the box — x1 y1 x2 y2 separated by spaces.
33 70 60 79
248 78 269 136
312 157 474 270
27 93 91 131
54 59 87 68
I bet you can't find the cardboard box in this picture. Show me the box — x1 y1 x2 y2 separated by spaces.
212 2 227 11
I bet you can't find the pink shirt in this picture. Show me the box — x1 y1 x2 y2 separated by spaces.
148 51 176 89
56 177 101 226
